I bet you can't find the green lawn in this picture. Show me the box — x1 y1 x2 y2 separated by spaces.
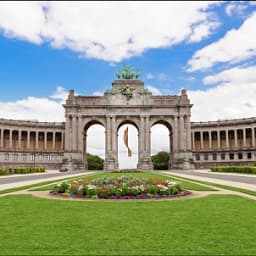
32 172 214 191
0 194 255 255
168 174 256 197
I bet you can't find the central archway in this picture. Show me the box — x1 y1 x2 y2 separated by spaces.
117 121 139 169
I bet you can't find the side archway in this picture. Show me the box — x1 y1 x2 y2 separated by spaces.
83 120 105 170
151 120 173 170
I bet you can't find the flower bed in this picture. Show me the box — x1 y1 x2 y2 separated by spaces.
50 176 191 200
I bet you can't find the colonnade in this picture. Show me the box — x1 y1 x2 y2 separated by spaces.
0 129 64 151
192 127 256 150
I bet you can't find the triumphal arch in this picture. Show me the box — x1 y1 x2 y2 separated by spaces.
63 66 194 171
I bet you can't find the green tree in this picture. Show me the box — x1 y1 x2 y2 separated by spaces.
86 153 104 170
151 151 170 170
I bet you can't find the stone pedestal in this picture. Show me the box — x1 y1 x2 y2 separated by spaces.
104 153 118 171
137 154 153 171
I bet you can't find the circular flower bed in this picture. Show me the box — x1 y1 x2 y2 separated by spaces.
50 176 191 200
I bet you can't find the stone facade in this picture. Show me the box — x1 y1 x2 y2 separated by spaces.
0 79 255 170
191 118 256 168
0 119 65 169
63 80 193 170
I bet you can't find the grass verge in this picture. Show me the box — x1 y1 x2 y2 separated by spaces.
167 173 256 197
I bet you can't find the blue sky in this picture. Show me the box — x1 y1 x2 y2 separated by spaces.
0 1 256 123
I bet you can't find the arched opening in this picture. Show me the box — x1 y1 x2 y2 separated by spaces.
84 121 105 170
117 122 139 169
151 122 172 170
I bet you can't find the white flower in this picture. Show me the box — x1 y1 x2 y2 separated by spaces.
87 184 96 190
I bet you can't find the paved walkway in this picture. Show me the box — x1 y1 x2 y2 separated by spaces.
161 170 256 191
0 170 96 190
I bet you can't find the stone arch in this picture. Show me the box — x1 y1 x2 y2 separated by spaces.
116 119 140 169
151 119 174 169
116 118 140 132
82 119 106 169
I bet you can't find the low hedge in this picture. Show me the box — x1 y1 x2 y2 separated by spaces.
211 166 256 174
0 167 45 175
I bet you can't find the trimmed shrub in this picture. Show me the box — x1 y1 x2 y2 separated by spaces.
0 167 8 175
151 151 169 170
0 167 45 175
86 153 104 170
211 166 256 174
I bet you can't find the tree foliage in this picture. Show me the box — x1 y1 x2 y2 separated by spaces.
86 153 104 170
151 151 170 170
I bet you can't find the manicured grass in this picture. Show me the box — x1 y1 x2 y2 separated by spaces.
0 194 255 255
168 174 256 197
33 172 214 192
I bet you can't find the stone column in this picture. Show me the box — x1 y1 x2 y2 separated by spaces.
173 116 178 152
179 116 184 151
191 131 195 150
84 133 88 169
106 116 111 153
138 115 153 170
27 131 30 150
209 131 212 149
234 129 238 148
139 115 145 159
9 130 13 149
61 132 64 150
243 129 246 148
112 116 117 161
145 116 151 155
77 117 83 153
72 115 77 151
104 115 117 171
35 131 39 150
44 132 47 150
217 130 220 149
186 116 192 151
0 129 3 148
252 128 255 147
18 130 21 149
65 115 71 151
200 131 203 149
52 132 56 150
225 130 229 149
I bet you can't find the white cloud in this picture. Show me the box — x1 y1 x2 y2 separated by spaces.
203 65 256 85
187 11 256 71
50 86 69 101
158 72 168 81
0 96 65 122
146 72 154 80
0 1 45 44
225 2 247 16
0 1 219 62
188 65 256 121
189 20 219 43
92 91 104 96
146 85 162 95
